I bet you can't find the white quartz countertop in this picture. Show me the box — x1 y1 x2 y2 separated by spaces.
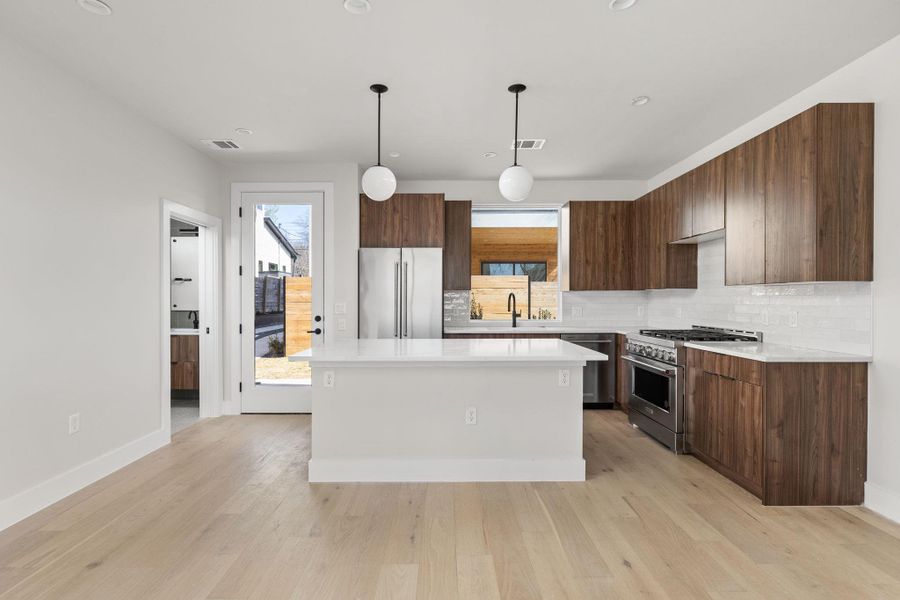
171 329 200 336
290 338 608 366
443 325 637 336
684 341 872 363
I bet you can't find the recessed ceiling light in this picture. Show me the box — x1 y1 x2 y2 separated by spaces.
483 152 497 158
388 151 401 158
631 95 650 107
77 0 112 16
234 128 253 135
609 0 637 11
343 0 371 14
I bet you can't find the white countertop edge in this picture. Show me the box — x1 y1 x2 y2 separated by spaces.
443 326 636 335
171 329 200 335
301 359 596 368
683 341 873 363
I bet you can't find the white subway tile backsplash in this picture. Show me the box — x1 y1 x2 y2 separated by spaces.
442 237 872 355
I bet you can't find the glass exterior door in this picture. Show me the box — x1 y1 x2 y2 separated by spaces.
240 191 323 413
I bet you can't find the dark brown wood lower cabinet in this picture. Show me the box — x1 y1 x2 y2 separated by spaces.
686 348 865 505
171 335 199 391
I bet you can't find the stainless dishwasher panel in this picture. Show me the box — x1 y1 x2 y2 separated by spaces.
561 333 615 408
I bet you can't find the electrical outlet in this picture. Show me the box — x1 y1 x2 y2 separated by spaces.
337 318 347 331
571 306 583 318
334 302 347 315
558 369 570 387
323 371 335 387
465 406 477 425
68 413 80 435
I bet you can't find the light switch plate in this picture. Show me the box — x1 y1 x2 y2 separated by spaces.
571 306 583 318
334 302 347 315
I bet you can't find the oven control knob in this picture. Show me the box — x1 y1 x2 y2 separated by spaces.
668 351 676 362
651 348 660 359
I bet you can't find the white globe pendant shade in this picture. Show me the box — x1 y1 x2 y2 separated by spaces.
361 165 397 202
499 165 533 203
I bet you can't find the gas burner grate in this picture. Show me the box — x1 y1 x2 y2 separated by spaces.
639 329 759 342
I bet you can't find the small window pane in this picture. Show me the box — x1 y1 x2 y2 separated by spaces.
516 263 547 281
481 262 514 276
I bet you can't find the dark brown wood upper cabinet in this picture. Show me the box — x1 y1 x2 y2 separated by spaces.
813 103 874 282
632 194 650 290
669 174 693 241
725 133 768 285
563 201 634 291
359 193 444 248
443 200 471 290
765 109 818 284
359 194 402 248
690 155 726 236
723 103 873 285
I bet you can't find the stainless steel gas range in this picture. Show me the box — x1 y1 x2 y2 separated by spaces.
623 325 762 453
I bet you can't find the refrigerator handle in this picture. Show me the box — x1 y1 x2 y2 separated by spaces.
402 261 409 338
393 261 400 337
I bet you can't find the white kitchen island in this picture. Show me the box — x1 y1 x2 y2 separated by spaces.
290 338 607 483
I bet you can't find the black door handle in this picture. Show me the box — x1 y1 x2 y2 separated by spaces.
307 328 322 335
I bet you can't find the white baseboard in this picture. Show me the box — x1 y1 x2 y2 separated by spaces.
0 429 169 532
308 458 586 483
865 481 900 524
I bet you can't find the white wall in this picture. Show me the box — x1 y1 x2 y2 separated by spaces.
397 179 647 206
0 35 225 527
643 34 900 522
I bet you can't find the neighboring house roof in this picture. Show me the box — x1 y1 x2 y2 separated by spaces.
263 217 299 260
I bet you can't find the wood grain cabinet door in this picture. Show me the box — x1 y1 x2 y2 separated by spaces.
669 174 693 241
765 109 817 284
443 200 471 290
632 195 651 290
691 155 725 236
359 195 403 248
686 367 718 457
400 194 444 247
567 201 634 290
725 134 767 286
726 378 764 489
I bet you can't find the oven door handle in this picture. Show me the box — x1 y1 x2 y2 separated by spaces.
622 355 676 377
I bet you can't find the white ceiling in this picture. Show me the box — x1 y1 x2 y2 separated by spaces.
3 1 899 180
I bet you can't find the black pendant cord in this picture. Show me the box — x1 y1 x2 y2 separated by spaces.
513 90 519 167
507 83 526 167
369 83 388 167
376 91 382 166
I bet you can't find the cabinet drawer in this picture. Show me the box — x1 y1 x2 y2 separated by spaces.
687 348 762 385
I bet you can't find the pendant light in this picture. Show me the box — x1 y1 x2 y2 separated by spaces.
499 83 533 203
361 84 397 202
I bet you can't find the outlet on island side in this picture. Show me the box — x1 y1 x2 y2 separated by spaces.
465 406 477 425
323 371 335 388
68 413 80 435
558 369 570 387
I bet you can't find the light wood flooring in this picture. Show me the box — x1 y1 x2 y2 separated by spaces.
2 411 900 599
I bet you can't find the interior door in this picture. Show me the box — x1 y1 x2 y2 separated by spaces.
240 191 324 413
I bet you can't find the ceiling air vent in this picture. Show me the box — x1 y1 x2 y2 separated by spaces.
201 139 241 150
511 139 546 150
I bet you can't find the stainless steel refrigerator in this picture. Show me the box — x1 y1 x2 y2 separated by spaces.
359 248 443 339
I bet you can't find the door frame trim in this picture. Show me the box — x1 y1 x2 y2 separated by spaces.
160 199 224 437
227 182 334 415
